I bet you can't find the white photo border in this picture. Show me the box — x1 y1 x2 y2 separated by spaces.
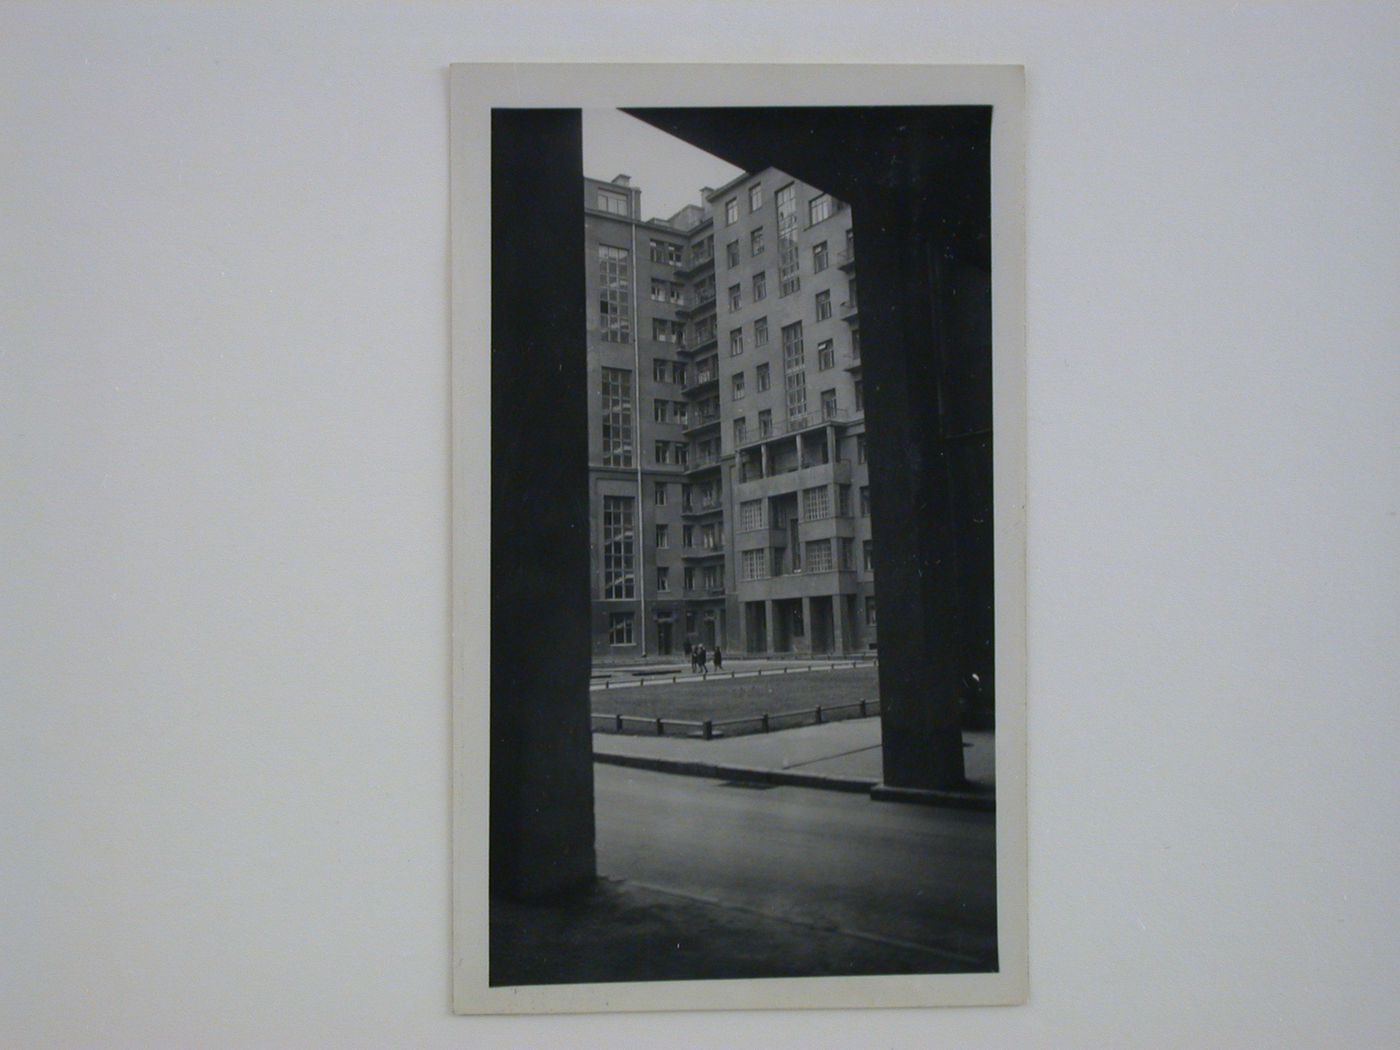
450 62 1027 1014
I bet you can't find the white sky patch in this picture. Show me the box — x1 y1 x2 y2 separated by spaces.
583 109 744 222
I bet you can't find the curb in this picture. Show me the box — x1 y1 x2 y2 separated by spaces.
594 751 995 811
870 783 996 813
594 751 876 794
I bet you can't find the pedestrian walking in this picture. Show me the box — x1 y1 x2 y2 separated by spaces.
713 647 723 671
697 644 708 675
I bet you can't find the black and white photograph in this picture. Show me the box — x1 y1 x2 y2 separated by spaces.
9 4 1399 1046
451 64 1028 1013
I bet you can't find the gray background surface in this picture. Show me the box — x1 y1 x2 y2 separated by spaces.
4 3 1397 1046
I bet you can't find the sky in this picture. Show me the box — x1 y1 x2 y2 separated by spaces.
583 109 744 223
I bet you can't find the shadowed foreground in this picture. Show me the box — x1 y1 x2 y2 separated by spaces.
492 765 997 986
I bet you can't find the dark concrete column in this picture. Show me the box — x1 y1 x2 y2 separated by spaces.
860 196 971 790
490 109 596 899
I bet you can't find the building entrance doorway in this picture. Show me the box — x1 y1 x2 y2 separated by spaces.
809 596 834 654
656 619 673 655
745 601 767 654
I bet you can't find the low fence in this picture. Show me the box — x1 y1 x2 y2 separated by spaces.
589 658 876 692
591 696 882 740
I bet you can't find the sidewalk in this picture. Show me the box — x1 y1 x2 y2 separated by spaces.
592 716 995 810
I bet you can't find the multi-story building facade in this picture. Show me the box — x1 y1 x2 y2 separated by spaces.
585 170 875 658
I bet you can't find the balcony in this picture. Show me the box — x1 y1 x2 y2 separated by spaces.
683 455 723 477
683 586 727 601
681 370 719 396
676 331 717 356
672 252 715 279
681 498 724 516
681 545 725 559
675 289 717 318
840 299 859 324
837 246 856 271
682 411 721 434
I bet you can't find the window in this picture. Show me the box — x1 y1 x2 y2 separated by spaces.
669 282 683 304
692 314 716 345
672 362 687 385
857 434 867 463
702 522 721 550
815 291 832 322
654 440 670 465
739 499 764 531
741 548 768 581
650 278 667 302
656 524 669 549
860 485 870 516
758 409 773 437
802 485 830 521
649 240 682 265
729 327 744 356
602 496 635 600
654 481 668 505
725 198 739 224
865 597 877 626
754 317 769 346
608 612 634 645
597 189 628 216
674 443 688 467
837 484 852 516
750 227 765 256
673 401 688 426
749 183 763 211
600 368 633 466
728 283 742 311
656 567 670 593
813 241 829 272
597 245 631 343
652 318 680 343
732 372 745 400
863 539 874 572
851 328 862 361
821 389 838 420
817 339 834 370
840 537 855 570
747 272 765 305
808 193 833 225
854 378 864 412
683 567 695 592
682 524 694 547
755 363 770 392
805 539 833 572
782 321 807 422
733 417 747 446
702 565 722 590
653 400 669 423
652 359 669 383
777 184 800 295
726 240 740 268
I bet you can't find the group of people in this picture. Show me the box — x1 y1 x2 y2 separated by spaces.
684 642 722 675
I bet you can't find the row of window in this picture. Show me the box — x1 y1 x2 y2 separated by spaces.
609 367 866 469
737 537 873 580
737 486 871 530
722 183 835 230
724 236 835 277
610 594 874 649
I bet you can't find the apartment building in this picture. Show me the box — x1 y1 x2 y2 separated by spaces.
585 170 875 658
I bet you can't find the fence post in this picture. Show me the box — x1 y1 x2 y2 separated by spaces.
655 717 664 736
815 705 823 725
761 713 770 733
703 720 713 741
615 713 623 733
859 698 867 717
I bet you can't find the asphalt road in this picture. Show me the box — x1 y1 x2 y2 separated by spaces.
594 764 998 968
